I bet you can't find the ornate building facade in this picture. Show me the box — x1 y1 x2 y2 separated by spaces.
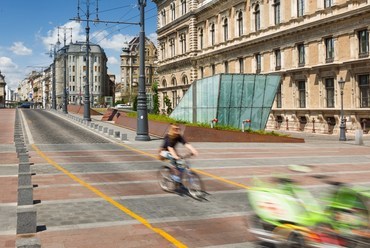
152 0 370 134
119 37 158 104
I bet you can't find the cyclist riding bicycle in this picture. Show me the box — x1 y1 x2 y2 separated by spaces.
159 124 198 182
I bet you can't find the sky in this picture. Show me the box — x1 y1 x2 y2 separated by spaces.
0 0 158 91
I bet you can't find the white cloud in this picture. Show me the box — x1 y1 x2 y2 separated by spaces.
107 56 119 65
10 42 32 56
93 31 134 51
0 56 22 89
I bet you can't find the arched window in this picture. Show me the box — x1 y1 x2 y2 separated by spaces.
170 3 176 21
254 4 260 31
171 77 177 86
162 79 167 88
237 11 243 36
161 9 166 27
199 28 204 49
223 18 228 42
182 75 189 85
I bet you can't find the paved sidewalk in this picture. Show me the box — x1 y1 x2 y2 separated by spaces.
0 109 17 248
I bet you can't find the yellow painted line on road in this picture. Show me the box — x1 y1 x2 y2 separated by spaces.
32 144 187 248
116 143 251 190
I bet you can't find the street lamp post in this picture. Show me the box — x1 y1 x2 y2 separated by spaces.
83 0 91 121
338 77 346 141
62 47 68 114
51 46 57 110
135 0 150 141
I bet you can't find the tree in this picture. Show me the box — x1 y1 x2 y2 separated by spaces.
133 95 138 111
164 95 173 115
151 81 160 114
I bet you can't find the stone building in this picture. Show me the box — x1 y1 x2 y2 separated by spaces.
119 37 158 104
152 0 370 134
0 71 6 108
55 42 110 107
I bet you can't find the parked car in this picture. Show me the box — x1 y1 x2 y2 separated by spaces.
20 102 31 108
115 104 131 109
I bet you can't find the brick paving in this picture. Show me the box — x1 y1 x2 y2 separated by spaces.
0 109 17 248
1 109 370 247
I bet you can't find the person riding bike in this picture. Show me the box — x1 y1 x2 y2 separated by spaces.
159 124 198 182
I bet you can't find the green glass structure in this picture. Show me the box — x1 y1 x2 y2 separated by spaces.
170 74 281 130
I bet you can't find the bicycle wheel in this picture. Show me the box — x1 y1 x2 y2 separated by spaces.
157 166 176 192
182 170 205 199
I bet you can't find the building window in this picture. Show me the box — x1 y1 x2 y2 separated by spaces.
224 61 229 73
170 3 176 21
298 81 306 108
325 37 334 62
324 0 333 8
254 4 260 31
237 11 243 36
276 83 282 108
297 43 305 66
160 43 166 60
172 91 177 108
210 23 215 46
199 67 204 78
255 53 261 73
275 49 281 70
359 74 370 108
181 0 187 15
211 64 216 75
273 0 281 25
297 0 304 17
170 39 175 57
325 78 334 108
161 10 166 26
182 75 188 85
180 33 186 54
171 77 177 86
199 28 204 49
162 79 167 88
223 18 228 42
358 29 369 57
239 58 244 73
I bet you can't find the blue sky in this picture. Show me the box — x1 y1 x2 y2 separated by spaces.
0 0 158 90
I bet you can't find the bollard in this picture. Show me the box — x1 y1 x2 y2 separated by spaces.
17 205 37 234
94 124 99 130
210 118 218 128
18 172 32 186
114 131 120 138
355 129 364 145
121 133 128 141
19 162 31 173
18 185 33 205
103 127 108 134
98 125 103 132
108 129 114 136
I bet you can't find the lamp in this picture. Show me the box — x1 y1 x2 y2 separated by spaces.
135 0 150 141
338 77 346 141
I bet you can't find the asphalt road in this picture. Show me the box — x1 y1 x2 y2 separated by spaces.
17 109 370 247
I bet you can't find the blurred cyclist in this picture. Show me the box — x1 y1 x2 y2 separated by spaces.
159 124 198 182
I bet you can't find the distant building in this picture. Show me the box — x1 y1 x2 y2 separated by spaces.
55 41 110 107
0 71 6 108
119 37 158 104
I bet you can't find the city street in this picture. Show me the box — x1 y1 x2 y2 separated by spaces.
1 109 370 247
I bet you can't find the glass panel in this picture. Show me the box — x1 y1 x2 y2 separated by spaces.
170 73 281 131
253 76 266 107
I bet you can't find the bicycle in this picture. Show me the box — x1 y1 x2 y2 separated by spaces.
157 153 206 200
247 165 369 247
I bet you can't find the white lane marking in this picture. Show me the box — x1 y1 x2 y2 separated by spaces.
19 109 34 144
